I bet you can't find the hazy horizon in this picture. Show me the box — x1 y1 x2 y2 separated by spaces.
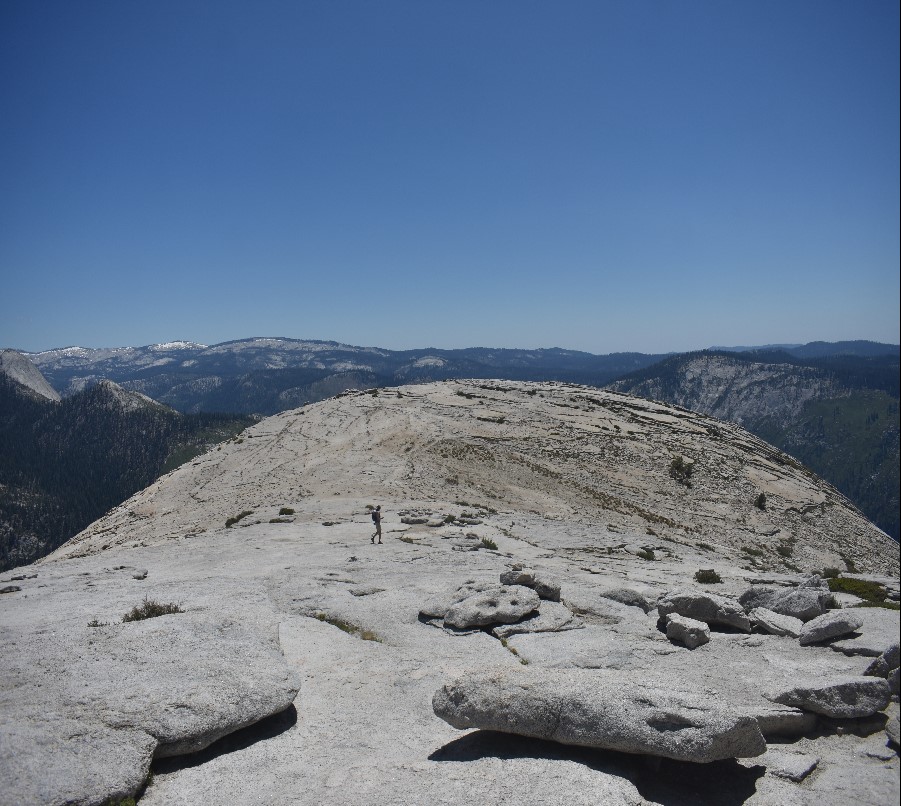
7 333 899 358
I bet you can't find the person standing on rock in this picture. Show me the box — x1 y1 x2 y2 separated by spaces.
371 505 382 544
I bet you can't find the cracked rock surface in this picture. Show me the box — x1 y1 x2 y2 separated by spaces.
1 381 898 805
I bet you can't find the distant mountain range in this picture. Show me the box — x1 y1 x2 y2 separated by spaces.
22 338 668 414
1 338 898 569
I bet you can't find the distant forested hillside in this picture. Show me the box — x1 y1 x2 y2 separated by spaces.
0 376 254 570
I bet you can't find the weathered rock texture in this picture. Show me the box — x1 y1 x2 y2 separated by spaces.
749 607 803 638
665 613 711 649
739 586 832 622
770 676 891 718
433 668 766 762
1 380 897 806
657 590 751 632
799 610 864 646
443 585 540 629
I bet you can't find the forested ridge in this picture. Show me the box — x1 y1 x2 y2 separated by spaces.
0 376 253 570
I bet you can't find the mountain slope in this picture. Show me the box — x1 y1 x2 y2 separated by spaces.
55 380 897 575
5 380 898 806
0 349 61 401
0 375 254 570
608 351 900 539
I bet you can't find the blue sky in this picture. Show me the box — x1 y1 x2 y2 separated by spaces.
1 0 898 354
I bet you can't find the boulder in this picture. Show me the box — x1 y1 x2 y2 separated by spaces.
749 607 803 638
1 607 300 804
443 585 540 629
739 586 832 622
769 676 891 719
887 714 900 748
889 668 900 696
864 642 900 678
665 613 710 649
798 574 829 590
798 610 864 646
419 580 496 620
433 668 766 763
657 590 750 632
492 600 583 639
500 566 561 601
596 587 654 613
829 607 901 657
760 748 819 782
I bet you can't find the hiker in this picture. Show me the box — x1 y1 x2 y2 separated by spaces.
370 505 382 544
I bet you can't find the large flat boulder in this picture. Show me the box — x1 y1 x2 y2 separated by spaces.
799 610 864 646
419 579 497 619
443 585 540 629
739 586 831 622
657 589 751 632
433 668 766 763
749 607 803 638
769 675 891 718
0 563 300 806
828 607 900 657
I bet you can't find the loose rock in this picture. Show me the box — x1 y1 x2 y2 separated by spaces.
500 566 560 601
749 607 803 638
739 586 832 622
887 714 899 748
658 589 751 632
769 676 891 719
665 613 710 649
433 668 766 763
761 748 820 782
799 610 864 646
864 642 900 678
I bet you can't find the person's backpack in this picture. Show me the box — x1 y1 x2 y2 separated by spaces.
371 510 378 523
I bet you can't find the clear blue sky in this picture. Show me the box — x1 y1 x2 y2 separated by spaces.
2 0 898 354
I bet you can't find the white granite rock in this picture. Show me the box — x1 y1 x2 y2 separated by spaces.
739 586 832 622
749 607 803 638
799 609 864 646
769 676 891 718
658 589 751 632
761 748 819 782
419 579 497 620
433 668 766 762
665 613 711 649
491 600 582 639
865 642 900 678
499 566 561 601
443 585 541 629
596 587 654 613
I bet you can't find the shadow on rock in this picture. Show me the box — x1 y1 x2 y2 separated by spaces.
430 730 765 806
153 705 298 773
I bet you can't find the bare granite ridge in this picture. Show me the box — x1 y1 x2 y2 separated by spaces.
1 380 897 805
